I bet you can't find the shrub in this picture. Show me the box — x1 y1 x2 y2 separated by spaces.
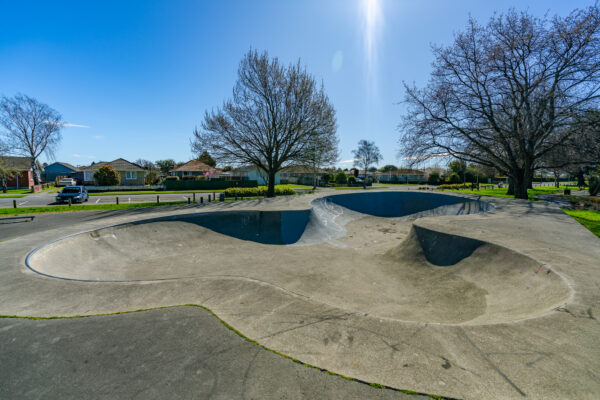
164 176 179 181
181 175 197 180
427 172 440 185
347 176 357 184
94 166 121 186
437 183 476 190
334 172 347 184
145 170 161 185
223 186 296 197
446 172 461 184
196 175 207 181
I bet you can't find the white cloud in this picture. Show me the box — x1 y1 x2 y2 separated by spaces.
92 135 104 140
45 121 90 128
340 158 360 164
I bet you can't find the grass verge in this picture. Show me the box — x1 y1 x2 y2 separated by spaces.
445 187 568 200
0 201 190 216
0 304 450 399
87 184 313 196
0 194 27 198
562 209 600 238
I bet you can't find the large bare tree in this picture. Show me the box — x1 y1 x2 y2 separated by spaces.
399 6 600 199
0 94 63 185
192 50 337 197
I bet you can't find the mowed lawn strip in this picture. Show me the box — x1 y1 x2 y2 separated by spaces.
0 201 190 216
445 186 580 200
562 209 600 238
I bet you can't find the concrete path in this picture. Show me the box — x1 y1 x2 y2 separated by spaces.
1 189 599 399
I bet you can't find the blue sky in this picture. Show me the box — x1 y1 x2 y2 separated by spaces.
0 0 591 168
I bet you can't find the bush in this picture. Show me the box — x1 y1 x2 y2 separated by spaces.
181 175 197 180
94 166 121 186
446 172 461 184
223 186 296 197
427 172 440 185
145 170 161 185
164 176 179 181
196 175 207 181
334 172 348 184
347 176 357 184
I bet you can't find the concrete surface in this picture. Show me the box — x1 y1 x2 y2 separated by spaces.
1 189 599 399
0 306 426 400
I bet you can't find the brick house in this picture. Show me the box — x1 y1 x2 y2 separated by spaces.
0 156 36 189
73 158 146 186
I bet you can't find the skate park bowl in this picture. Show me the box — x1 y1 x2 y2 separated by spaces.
26 191 571 325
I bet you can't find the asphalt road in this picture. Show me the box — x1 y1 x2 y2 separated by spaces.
0 209 428 400
0 190 219 208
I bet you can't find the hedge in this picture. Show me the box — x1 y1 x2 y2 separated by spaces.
164 179 257 190
223 186 296 197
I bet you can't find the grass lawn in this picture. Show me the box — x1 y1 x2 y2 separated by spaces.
0 194 27 198
562 209 600 238
0 201 190 216
331 185 388 190
3 189 31 194
445 186 570 201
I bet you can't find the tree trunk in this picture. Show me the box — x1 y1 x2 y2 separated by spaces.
312 172 317 190
507 179 514 195
577 168 585 187
2 178 6 193
266 170 276 198
31 159 40 185
511 168 532 200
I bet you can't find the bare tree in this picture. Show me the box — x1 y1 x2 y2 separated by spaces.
353 140 382 188
0 94 63 185
400 6 600 199
191 50 337 197
302 130 339 189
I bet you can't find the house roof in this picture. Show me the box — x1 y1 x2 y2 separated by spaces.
82 158 145 172
0 156 34 171
171 160 215 172
281 165 328 174
45 161 79 171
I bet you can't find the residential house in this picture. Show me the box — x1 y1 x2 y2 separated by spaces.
0 156 37 189
43 162 79 182
230 166 280 186
376 169 426 183
280 166 328 186
73 158 146 186
170 160 215 178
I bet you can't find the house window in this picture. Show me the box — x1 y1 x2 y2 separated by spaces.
126 171 137 180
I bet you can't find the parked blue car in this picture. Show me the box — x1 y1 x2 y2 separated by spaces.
56 186 88 203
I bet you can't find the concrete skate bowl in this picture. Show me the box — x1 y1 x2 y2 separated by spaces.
25 192 571 325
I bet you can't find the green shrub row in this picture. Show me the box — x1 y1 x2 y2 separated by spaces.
223 186 296 197
437 183 478 190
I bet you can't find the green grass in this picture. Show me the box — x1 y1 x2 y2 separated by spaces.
0 201 190 216
0 194 27 198
562 209 600 238
3 188 31 194
331 186 388 190
446 186 568 200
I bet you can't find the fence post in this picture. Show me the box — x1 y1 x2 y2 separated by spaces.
200 196 203 204
116 197 119 205
68 198 72 207
208 195 211 203
13 200 17 208
193 193 196 202
157 195 160 204
188 197 191 204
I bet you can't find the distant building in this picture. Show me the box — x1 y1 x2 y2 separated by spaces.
376 169 426 183
280 166 328 186
43 162 79 182
73 158 146 186
0 156 36 189
170 160 215 178
230 166 280 186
